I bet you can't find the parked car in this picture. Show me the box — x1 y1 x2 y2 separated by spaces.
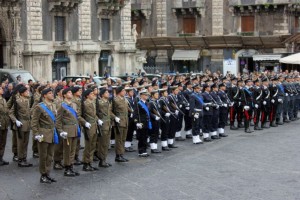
62 76 90 83
0 69 36 84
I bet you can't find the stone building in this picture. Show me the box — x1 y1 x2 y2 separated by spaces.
136 0 300 74
0 0 299 81
0 0 144 81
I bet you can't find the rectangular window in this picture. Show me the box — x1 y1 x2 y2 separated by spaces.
183 17 196 34
295 16 299 33
102 19 110 41
241 16 255 33
55 16 65 41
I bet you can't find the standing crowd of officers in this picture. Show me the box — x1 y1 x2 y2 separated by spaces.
0 71 299 184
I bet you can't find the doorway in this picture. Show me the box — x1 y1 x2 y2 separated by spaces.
52 51 69 81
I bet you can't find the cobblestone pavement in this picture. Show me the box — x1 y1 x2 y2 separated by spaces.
1 120 300 200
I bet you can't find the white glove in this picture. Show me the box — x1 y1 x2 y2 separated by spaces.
194 113 199 119
244 106 250 111
35 135 44 142
278 99 283 103
216 105 219 109
205 107 209 111
175 110 179 115
130 113 133 118
165 113 171 117
230 102 234 106
291 94 293 96
223 104 228 108
238 102 241 106
60 132 68 139
185 106 190 110
85 122 91 129
255 104 259 109
136 123 143 129
263 101 267 105
16 120 23 127
187 103 190 106
285 93 288 96
155 116 160 121
115 117 120 123
271 99 275 103
179 104 182 108
204 103 212 106
98 119 103 126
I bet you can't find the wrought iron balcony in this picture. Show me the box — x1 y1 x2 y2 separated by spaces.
48 0 82 13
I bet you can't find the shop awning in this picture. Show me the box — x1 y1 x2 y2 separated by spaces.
172 50 200 61
137 35 290 50
279 53 300 65
252 54 282 61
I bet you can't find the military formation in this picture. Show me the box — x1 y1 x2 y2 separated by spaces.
0 70 299 184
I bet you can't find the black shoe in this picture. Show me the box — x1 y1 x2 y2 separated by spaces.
89 164 99 171
120 155 129 162
0 158 9 166
270 122 278 127
70 165 80 176
283 119 290 123
138 153 150 157
219 134 228 137
98 159 110 168
230 125 238 130
175 137 185 141
204 138 212 142
125 147 136 152
82 163 94 171
12 154 18 162
211 135 220 140
74 156 82 165
40 175 51 184
291 118 296 121
162 147 171 151
262 124 270 129
245 129 254 133
186 134 193 139
151 149 161 153
93 155 100 162
276 121 284 125
254 126 263 130
238 123 244 128
32 152 39 158
115 155 128 162
168 144 178 148
64 167 76 177
46 175 57 182
80 146 84 150
53 162 64 170
18 159 33 167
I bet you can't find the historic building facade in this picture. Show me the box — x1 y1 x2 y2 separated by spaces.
0 0 299 81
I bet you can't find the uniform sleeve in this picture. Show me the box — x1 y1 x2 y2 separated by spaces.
31 106 42 136
56 104 64 133
9 101 17 123
189 95 195 117
78 102 87 126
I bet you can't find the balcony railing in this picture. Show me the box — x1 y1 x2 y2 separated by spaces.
237 32 255 36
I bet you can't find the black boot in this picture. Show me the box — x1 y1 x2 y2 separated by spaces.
261 123 270 129
40 174 52 184
74 155 82 165
115 155 128 162
46 174 57 182
70 165 80 176
270 121 278 127
245 128 254 133
254 124 263 130
53 161 64 170
276 118 284 125
18 159 33 167
238 123 244 128
82 163 94 171
0 157 9 166
89 163 99 171
64 166 76 177
98 159 110 168
33 152 39 158
12 154 18 162
168 144 178 148
151 149 161 153
230 125 238 130
162 146 171 151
